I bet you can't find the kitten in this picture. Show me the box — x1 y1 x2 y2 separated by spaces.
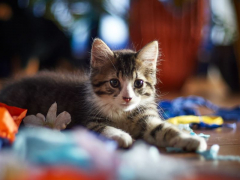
0 38 207 151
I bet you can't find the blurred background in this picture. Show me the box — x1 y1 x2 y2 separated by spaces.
0 0 240 105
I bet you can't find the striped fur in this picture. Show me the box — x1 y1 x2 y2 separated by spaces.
0 38 207 151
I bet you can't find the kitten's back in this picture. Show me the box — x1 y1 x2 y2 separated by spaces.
0 71 89 127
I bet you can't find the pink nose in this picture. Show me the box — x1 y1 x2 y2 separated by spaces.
123 97 132 103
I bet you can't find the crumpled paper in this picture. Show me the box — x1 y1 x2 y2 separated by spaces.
0 103 27 143
23 102 71 130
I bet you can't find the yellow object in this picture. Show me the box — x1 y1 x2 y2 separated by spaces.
166 115 223 125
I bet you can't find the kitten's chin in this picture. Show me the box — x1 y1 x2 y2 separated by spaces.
120 103 138 112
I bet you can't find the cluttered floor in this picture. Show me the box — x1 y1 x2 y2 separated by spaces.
160 76 240 179
0 75 240 180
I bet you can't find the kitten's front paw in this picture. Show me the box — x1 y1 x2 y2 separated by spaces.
170 135 207 152
102 127 133 148
111 132 133 148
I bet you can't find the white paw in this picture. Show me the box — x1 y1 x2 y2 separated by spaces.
169 134 207 151
102 127 133 148
111 132 133 148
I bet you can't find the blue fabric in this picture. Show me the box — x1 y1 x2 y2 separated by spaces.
216 107 240 121
159 96 240 121
191 122 222 129
0 138 11 150
12 127 117 170
13 128 91 168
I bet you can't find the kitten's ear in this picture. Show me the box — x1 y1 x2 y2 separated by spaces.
91 38 114 68
136 41 158 69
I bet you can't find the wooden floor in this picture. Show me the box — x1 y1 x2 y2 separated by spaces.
159 123 240 179
159 76 240 179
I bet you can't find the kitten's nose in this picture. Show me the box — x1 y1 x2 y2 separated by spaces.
123 97 132 103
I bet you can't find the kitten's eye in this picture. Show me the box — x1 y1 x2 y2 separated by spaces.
110 79 120 88
134 79 144 88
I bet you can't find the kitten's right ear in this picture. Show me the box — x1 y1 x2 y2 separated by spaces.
91 38 114 68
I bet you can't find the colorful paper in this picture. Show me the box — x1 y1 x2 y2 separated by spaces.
167 115 223 126
0 103 27 142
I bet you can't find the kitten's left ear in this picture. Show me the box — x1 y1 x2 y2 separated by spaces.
136 41 159 69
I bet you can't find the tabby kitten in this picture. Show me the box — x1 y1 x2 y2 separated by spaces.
0 38 207 151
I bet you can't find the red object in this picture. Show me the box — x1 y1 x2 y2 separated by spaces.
0 102 27 142
27 166 109 180
129 0 208 91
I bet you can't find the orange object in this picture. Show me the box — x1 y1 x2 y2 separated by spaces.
0 103 27 142
129 0 209 91
27 166 108 180
0 103 28 127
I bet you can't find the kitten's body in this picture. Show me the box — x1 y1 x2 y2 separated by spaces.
0 71 90 128
0 39 207 150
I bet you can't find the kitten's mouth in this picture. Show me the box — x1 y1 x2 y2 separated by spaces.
120 103 137 111
121 103 131 106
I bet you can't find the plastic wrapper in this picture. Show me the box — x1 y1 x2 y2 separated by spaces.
118 141 193 180
12 127 118 179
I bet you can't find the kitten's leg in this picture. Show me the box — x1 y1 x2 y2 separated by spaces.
87 122 133 148
140 118 207 151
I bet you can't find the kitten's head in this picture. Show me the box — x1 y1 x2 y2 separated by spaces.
90 38 158 112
